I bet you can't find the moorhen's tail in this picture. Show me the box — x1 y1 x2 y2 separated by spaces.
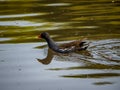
78 41 89 51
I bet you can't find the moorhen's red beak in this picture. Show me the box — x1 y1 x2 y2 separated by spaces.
38 34 41 39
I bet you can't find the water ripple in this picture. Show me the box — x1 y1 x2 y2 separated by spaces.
0 20 46 27
45 3 71 6
0 13 45 18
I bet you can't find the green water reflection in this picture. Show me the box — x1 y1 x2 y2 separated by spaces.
0 0 120 43
61 73 120 78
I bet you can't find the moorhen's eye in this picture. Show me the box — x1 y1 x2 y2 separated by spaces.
41 32 49 38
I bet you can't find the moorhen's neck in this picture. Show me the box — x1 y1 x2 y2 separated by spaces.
43 35 75 54
44 35 58 50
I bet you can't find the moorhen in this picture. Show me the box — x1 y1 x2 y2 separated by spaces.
38 32 89 54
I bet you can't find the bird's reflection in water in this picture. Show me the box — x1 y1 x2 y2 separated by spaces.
37 48 54 65
36 48 92 65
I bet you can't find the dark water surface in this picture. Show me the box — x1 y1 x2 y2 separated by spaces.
0 0 120 90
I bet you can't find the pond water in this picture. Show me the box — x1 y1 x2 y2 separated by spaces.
0 0 120 90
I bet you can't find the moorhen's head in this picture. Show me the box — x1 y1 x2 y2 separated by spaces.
38 32 50 39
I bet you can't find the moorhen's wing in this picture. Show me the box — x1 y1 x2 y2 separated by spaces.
59 39 88 51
